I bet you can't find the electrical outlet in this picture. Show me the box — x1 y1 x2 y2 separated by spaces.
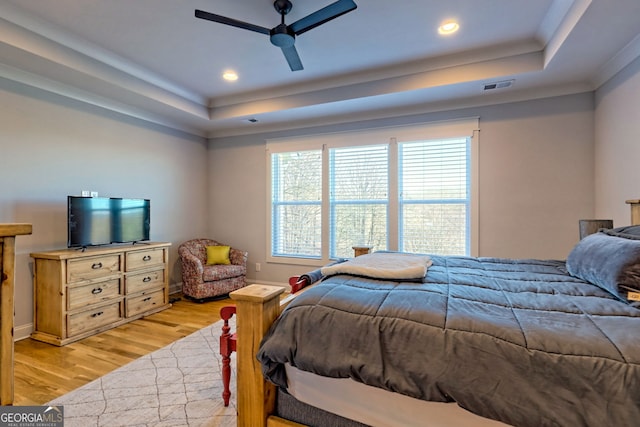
81 190 90 197
90 191 98 197
255 263 261 272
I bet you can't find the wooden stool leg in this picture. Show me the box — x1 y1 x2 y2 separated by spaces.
219 305 237 407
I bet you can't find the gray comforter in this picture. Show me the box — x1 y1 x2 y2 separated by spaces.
257 256 640 427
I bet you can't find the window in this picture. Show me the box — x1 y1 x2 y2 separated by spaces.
271 150 322 258
399 138 469 255
267 119 479 265
330 145 389 258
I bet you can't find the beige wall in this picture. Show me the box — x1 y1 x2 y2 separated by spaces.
476 95 594 258
7 53 639 336
0 79 210 336
208 92 595 286
594 55 640 224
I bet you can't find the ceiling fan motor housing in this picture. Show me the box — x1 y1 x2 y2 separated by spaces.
270 24 295 47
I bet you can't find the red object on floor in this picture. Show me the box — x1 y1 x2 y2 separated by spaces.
218 275 312 406
219 305 237 407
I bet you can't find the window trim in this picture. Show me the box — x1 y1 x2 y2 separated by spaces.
266 118 480 267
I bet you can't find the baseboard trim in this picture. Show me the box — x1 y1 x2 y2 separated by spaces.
170 281 182 295
15 323 33 342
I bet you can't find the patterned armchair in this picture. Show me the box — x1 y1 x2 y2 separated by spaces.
178 239 248 301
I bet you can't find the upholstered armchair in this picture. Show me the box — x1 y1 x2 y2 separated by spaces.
178 239 248 301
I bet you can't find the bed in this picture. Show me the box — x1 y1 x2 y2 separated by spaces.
228 200 640 427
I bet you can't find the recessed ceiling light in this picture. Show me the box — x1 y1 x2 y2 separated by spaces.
438 20 459 35
222 70 238 81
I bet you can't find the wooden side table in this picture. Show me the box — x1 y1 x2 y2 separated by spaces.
352 246 372 257
626 200 640 225
0 223 32 405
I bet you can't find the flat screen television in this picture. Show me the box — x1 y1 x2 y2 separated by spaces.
67 196 150 248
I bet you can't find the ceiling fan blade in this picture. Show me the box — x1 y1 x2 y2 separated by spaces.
289 0 357 35
281 45 303 71
195 10 271 35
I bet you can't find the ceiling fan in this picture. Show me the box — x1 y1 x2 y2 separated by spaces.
195 0 357 71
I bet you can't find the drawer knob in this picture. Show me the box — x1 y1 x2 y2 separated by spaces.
91 262 103 270
91 311 104 317
91 287 103 294
143 297 152 302
142 255 152 261
143 276 152 283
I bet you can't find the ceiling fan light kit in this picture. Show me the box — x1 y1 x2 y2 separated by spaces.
195 0 357 71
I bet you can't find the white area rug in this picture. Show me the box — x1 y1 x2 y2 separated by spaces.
48 319 237 427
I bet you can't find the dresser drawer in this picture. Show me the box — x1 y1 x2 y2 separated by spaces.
68 279 121 311
68 254 121 282
126 269 164 295
126 248 165 271
68 302 122 336
126 290 165 317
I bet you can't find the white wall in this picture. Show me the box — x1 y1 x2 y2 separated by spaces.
594 55 640 224
0 78 210 335
208 92 595 286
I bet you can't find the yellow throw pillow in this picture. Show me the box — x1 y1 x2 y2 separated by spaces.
206 245 231 265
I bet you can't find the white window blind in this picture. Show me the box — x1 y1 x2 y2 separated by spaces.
399 138 469 255
329 145 389 259
266 118 479 265
271 150 322 258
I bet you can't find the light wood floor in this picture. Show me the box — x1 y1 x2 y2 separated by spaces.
13 295 232 406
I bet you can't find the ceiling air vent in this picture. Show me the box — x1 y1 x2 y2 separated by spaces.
483 79 514 91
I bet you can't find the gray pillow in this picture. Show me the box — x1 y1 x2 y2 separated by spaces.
567 232 640 302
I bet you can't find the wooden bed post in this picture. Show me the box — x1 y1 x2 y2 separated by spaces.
230 284 285 427
626 199 640 225
0 223 32 405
